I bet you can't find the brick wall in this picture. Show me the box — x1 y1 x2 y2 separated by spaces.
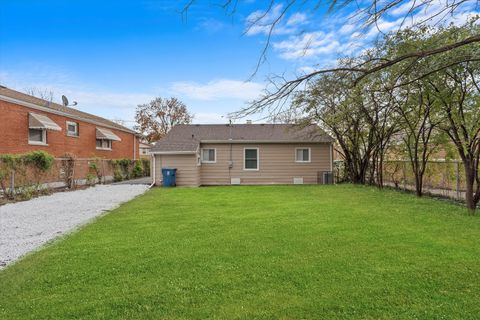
0 100 139 159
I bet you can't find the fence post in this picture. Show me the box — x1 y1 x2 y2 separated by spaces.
456 161 460 200
9 169 15 196
101 160 105 184
403 161 407 191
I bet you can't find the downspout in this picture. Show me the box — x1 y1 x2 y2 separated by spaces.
149 153 155 188
133 135 137 160
228 120 233 182
330 143 333 172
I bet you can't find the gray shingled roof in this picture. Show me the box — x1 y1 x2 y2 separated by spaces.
152 124 334 153
0 85 136 134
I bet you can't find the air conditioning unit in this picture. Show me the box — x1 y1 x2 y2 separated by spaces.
323 172 334 184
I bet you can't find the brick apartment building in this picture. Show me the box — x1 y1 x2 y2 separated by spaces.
0 85 140 159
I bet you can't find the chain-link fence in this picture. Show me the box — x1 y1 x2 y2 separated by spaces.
1 158 151 201
334 160 466 200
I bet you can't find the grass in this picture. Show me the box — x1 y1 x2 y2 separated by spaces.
1 185 479 319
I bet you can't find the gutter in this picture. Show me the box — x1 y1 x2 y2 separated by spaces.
149 151 197 155
199 140 335 144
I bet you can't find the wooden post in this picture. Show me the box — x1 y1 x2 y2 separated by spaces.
9 170 15 196
403 161 407 191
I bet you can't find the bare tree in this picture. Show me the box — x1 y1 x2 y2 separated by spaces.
24 87 55 102
134 97 193 143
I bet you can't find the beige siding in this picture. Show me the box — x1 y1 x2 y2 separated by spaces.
154 154 200 187
200 143 332 185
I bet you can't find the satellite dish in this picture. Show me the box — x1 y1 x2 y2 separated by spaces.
61 95 78 107
61 95 69 107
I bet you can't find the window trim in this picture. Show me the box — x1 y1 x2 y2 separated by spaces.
96 139 112 151
28 128 48 146
66 121 79 137
201 148 216 163
243 147 259 171
295 147 311 163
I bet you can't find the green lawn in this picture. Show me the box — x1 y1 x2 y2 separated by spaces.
1 185 480 319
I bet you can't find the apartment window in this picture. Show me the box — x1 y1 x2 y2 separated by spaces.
28 128 47 145
201 148 216 163
96 139 112 150
66 121 79 137
296 148 311 162
244 148 259 170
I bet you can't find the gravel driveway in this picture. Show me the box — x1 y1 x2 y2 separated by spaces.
0 184 148 269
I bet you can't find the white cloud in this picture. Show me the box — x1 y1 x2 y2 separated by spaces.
193 112 227 124
273 31 340 60
287 12 308 26
0 70 154 128
297 66 316 74
245 4 309 36
339 23 356 34
390 0 417 17
170 79 264 101
0 72 152 110
254 0 478 62
1 69 268 126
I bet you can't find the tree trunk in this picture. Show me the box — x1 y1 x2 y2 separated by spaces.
378 156 384 188
415 173 423 197
463 162 476 213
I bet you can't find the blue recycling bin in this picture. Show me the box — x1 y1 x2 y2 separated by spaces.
161 168 177 187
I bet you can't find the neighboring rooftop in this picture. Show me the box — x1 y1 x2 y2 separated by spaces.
152 124 334 153
0 85 136 134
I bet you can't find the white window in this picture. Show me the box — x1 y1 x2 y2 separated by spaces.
66 121 79 137
244 148 259 170
201 148 216 163
28 128 47 145
296 148 311 162
96 139 112 150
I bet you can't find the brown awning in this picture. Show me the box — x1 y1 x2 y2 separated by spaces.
28 113 62 131
96 127 121 141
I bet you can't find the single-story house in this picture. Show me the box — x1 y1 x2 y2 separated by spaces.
0 85 140 159
151 123 335 186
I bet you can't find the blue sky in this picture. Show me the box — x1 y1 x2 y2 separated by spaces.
1 0 477 127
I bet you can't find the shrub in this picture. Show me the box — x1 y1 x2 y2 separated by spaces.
0 151 54 200
109 158 149 181
133 160 144 178
85 173 97 186
141 159 150 176
113 167 124 182
88 160 103 184
23 151 54 172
